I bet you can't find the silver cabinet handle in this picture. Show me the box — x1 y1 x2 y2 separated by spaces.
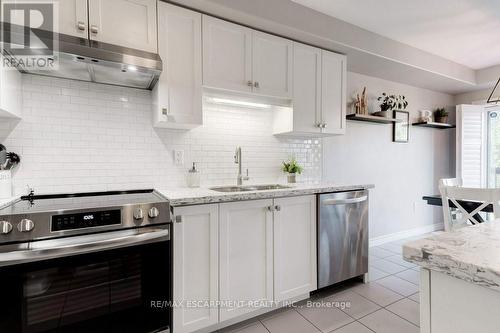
175 215 183 223
77 21 86 31
274 205 281 211
162 107 169 116
90 25 99 34
247 80 253 87
322 196 368 205
254 81 260 88
321 123 327 128
315 123 322 128
267 206 275 212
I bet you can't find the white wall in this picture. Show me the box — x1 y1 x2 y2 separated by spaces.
0 75 321 195
454 88 496 105
323 72 455 238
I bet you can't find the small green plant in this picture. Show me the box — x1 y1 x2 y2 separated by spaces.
282 159 303 174
434 108 448 117
377 93 408 111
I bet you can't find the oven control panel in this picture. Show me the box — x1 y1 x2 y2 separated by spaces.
51 209 121 232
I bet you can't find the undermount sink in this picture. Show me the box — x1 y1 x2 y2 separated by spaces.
210 184 292 192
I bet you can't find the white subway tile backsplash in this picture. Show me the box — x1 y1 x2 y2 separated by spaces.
0 75 322 195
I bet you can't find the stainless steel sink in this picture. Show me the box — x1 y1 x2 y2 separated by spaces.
210 184 291 192
209 186 253 193
243 184 292 191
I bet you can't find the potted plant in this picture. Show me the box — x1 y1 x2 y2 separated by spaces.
282 159 303 183
375 93 408 118
434 108 449 124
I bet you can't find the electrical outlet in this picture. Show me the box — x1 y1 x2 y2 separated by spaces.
174 150 184 165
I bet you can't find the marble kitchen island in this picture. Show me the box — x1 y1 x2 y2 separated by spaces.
403 221 500 333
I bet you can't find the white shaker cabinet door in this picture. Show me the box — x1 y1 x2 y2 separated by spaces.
55 0 88 38
219 199 274 322
173 204 219 333
88 0 157 52
252 31 293 98
202 15 253 93
154 2 202 129
291 42 322 134
5 0 88 38
321 50 346 135
273 195 317 301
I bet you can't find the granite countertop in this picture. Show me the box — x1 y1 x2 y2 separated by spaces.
403 221 500 292
158 182 374 206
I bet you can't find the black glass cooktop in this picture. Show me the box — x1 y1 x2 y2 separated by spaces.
0 189 167 215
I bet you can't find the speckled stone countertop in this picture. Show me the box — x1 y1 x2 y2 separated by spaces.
403 221 500 291
158 182 374 206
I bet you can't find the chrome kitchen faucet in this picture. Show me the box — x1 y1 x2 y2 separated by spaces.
234 146 250 186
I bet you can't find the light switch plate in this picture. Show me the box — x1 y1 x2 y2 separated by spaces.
174 150 184 165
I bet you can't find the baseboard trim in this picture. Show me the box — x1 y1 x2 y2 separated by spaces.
369 223 443 247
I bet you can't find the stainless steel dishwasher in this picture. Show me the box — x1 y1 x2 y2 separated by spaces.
318 190 369 288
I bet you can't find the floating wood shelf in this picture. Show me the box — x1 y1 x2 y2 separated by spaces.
412 122 456 129
346 114 402 124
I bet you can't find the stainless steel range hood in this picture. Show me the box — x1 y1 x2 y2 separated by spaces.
1 23 162 90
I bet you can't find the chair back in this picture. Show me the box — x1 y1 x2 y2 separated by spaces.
439 178 500 231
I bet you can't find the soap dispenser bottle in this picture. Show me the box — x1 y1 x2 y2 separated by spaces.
187 162 200 188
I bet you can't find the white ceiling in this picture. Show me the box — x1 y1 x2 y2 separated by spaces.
292 0 500 70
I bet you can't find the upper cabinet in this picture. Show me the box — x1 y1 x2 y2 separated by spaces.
203 16 252 94
202 16 292 99
252 32 293 98
321 50 347 135
5 0 88 38
153 2 202 129
0 54 22 119
273 44 346 136
15 0 157 53
88 0 158 53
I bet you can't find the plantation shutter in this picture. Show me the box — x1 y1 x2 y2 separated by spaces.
456 104 486 187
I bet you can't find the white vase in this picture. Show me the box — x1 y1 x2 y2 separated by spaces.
0 170 12 199
287 173 296 184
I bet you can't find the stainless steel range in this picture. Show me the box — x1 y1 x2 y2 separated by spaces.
0 189 172 333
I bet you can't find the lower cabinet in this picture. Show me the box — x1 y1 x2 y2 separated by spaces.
172 195 317 332
219 199 274 321
273 195 317 301
172 204 219 333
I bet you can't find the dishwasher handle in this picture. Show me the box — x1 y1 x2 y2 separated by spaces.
322 196 368 206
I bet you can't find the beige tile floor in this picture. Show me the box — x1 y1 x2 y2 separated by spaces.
218 236 423 333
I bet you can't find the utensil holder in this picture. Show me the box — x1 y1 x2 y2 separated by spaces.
0 170 12 199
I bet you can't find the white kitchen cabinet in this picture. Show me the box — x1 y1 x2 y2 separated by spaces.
273 45 346 136
202 16 292 99
273 195 317 301
202 16 253 94
321 50 346 135
88 0 157 52
0 54 22 119
172 204 219 333
18 0 89 38
153 2 202 129
274 43 321 135
219 199 274 321
252 31 293 98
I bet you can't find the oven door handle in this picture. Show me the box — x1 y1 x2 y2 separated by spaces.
0 226 170 267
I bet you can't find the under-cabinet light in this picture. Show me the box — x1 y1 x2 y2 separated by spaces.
207 97 271 109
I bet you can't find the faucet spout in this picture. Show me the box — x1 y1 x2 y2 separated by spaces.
234 146 249 185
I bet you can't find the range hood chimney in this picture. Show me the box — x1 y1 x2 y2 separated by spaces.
1 23 162 90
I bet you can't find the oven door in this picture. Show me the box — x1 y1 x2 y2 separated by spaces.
0 226 171 333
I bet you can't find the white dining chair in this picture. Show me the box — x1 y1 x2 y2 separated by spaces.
439 178 500 231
